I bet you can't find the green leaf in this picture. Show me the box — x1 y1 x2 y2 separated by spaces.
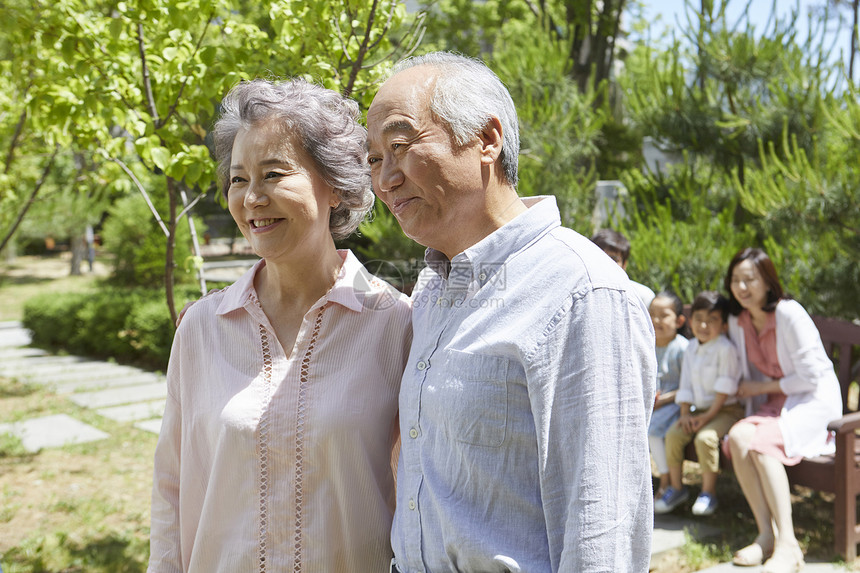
163 47 179 61
199 46 216 66
185 161 202 184
109 17 124 40
151 147 171 170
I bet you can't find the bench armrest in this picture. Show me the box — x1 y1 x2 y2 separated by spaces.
828 410 860 434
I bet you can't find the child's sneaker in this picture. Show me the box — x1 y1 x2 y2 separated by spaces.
691 492 718 516
654 486 689 514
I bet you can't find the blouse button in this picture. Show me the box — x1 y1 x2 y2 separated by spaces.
409 428 419 439
416 360 427 371
408 499 416 510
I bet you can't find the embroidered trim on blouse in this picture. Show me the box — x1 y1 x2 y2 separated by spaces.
258 323 274 572
293 305 326 572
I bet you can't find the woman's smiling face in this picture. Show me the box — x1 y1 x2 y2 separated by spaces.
227 122 338 263
729 259 769 312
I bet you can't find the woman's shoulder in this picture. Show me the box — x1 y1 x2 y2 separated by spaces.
176 286 231 331
775 298 808 316
774 298 814 326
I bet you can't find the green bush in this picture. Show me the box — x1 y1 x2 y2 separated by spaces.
22 284 201 370
618 163 757 306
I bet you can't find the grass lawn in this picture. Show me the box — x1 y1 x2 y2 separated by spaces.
1 254 154 571
0 379 155 572
0 255 106 323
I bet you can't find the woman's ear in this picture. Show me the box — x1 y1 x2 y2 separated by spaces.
478 115 504 166
676 314 686 329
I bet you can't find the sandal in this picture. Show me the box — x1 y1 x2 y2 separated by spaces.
761 543 804 573
732 541 773 567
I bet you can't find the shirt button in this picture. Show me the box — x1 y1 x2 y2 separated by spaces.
408 498 416 510
479 272 487 281
409 428 418 439
416 360 427 371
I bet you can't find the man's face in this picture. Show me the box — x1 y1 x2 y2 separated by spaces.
367 66 486 257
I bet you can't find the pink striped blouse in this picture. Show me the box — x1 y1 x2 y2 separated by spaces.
148 250 412 573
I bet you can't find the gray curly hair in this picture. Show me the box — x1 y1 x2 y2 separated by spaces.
213 78 374 240
393 52 519 187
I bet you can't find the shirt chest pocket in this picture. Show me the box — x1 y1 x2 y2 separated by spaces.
438 349 510 448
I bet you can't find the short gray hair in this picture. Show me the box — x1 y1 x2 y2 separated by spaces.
393 52 519 187
213 78 373 240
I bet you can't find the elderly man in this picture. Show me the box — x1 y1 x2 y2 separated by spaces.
367 52 657 572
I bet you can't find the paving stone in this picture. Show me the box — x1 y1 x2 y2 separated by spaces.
0 356 96 376
68 382 168 409
0 414 109 452
0 322 31 348
43 363 149 383
135 419 164 434
52 372 164 394
0 347 47 359
97 399 166 422
695 559 846 572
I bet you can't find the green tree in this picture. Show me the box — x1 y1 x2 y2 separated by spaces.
3 0 418 324
618 0 859 318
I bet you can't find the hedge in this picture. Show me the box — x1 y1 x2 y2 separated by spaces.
22 285 202 371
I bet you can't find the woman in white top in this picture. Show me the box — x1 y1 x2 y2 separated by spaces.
148 79 412 572
724 248 842 573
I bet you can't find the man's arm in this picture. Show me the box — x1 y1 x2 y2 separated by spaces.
526 287 656 572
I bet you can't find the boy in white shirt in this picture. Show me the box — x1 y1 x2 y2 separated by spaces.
655 290 743 516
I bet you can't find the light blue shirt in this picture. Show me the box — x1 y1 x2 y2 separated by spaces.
392 197 657 573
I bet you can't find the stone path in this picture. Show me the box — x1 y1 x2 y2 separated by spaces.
0 321 165 453
0 320 850 572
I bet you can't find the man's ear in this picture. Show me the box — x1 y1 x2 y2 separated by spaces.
478 116 504 166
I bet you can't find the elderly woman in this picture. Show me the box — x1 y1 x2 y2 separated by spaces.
724 248 841 573
147 79 412 572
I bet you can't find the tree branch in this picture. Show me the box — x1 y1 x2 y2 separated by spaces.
0 145 59 253
4 106 28 175
106 154 170 237
57 8 145 117
344 0 382 97
332 2 354 64
138 22 160 124
158 12 215 128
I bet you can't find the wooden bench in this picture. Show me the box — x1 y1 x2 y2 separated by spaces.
681 314 860 560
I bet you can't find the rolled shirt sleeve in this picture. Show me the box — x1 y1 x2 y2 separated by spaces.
713 339 741 396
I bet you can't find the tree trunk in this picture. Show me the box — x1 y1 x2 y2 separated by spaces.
70 233 85 276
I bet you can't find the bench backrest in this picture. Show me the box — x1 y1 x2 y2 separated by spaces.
811 315 860 416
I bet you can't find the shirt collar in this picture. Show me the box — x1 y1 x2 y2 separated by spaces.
424 195 560 285
216 249 373 316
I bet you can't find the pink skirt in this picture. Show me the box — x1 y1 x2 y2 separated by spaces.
725 394 803 466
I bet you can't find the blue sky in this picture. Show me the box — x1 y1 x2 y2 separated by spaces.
640 0 855 73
